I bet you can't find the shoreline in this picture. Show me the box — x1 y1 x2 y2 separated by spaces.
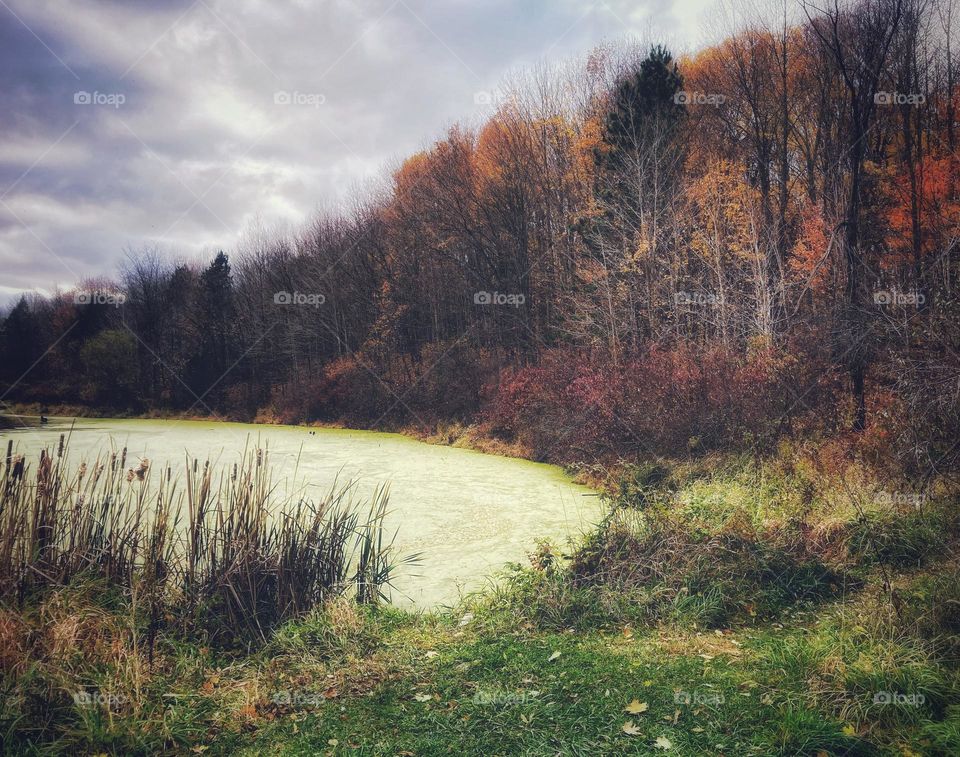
2 402 609 489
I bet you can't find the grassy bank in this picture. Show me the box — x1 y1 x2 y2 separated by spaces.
2 446 958 755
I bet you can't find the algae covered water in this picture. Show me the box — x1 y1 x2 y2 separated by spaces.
2 417 598 608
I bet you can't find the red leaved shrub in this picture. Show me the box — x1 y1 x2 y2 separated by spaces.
486 343 842 462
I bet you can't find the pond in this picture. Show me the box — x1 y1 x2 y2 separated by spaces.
1 417 599 609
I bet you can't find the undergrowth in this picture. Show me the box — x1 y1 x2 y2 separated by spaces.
1 448 958 755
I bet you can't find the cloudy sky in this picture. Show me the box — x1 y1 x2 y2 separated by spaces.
0 0 721 305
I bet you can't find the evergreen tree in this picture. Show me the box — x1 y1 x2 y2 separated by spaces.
188 251 237 404
0 296 40 381
598 45 684 175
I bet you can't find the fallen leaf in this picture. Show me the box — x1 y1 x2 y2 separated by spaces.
327 739 338 747
414 693 433 702
622 720 642 736
624 699 649 714
548 650 561 662
654 735 673 750
425 651 439 659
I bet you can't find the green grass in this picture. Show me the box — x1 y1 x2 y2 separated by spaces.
227 620 868 756
4 568 959 755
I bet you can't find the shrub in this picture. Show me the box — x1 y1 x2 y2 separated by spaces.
486 344 841 463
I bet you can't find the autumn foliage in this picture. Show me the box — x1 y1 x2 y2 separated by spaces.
2 0 958 471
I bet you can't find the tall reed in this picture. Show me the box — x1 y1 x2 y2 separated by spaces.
0 434 406 644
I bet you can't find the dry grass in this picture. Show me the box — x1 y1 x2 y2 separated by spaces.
0 433 407 646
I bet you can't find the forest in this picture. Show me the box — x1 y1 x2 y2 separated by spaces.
3 0 959 476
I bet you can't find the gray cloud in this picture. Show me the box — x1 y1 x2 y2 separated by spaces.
0 0 717 304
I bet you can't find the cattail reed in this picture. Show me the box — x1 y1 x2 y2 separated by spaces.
0 440 405 645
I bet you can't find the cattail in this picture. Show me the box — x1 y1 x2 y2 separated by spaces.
57 434 65 458
78 462 87 479
120 447 127 470
37 450 51 498
135 459 150 481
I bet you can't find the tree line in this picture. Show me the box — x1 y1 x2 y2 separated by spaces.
2 0 958 470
